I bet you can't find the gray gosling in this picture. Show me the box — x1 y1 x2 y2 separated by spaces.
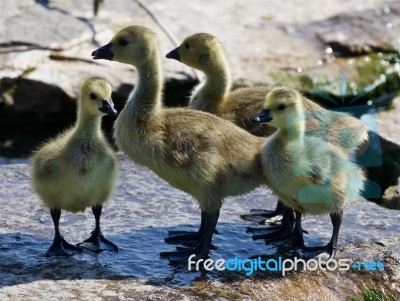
91 25 268 262
253 87 366 258
32 78 118 256
166 33 369 235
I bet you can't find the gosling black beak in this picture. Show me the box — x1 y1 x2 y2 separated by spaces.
92 43 114 60
166 46 181 61
252 109 272 123
99 99 118 117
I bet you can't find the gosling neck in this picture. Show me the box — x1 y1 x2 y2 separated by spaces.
126 54 163 117
74 110 102 140
278 113 306 143
190 54 231 112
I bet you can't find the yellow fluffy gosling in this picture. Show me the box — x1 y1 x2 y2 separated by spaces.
91 26 268 262
253 87 366 258
32 78 118 256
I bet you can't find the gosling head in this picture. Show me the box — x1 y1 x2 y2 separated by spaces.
80 77 117 117
165 33 222 70
92 25 157 67
252 87 303 129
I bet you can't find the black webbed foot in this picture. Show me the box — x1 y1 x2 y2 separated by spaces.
78 205 118 253
241 201 286 225
46 236 83 257
165 232 202 244
77 230 118 253
161 210 220 266
246 224 282 234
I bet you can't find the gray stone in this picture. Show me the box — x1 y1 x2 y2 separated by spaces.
313 3 400 56
0 155 399 300
366 97 400 193
376 96 400 146
382 184 400 209
0 1 93 51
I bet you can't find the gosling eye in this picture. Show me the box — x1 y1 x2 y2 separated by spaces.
278 104 286 111
90 93 97 100
185 42 190 49
118 38 128 46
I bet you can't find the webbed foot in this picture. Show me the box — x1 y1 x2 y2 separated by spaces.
241 201 285 225
46 236 82 257
77 231 118 253
165 232 202 244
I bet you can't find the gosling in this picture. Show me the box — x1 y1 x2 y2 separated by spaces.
253 87 365 258
166 33 368 233
92 25 267 262
32 77 118 256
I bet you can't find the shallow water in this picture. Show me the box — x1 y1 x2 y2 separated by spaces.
0 155 399 299
0 156 280 287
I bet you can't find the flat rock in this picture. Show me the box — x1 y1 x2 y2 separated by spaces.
376 96 400 146
314 3 400 56
0 1 93 51
0 155 399 300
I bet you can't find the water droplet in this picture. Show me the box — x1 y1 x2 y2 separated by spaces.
377 52 383 57
387 23 393 29
317 60 323 66
383 6 390 14
367 100 373 105
325 47 333 54
296 67 302 73
364 56 371 62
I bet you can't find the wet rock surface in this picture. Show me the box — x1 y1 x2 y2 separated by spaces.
0 155 399 300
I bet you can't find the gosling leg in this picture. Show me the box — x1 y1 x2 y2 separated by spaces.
303 211 343 259
77 205 118 253
251 206 295 240
160 210 220 263
241 200 285 225
46 208 82 257
262 210 306 245
291 211 305 248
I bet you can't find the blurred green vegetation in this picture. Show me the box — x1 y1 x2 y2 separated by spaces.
272 52 400 109
352 287 398 301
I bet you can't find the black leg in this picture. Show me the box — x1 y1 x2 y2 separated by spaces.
303 211 343 259
241 200 285 224
251 206 294 240
77 205 118 253
46 208 82 257
292 211 305 248
326 211 342 258
160 210 220 263
263 210 307 246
